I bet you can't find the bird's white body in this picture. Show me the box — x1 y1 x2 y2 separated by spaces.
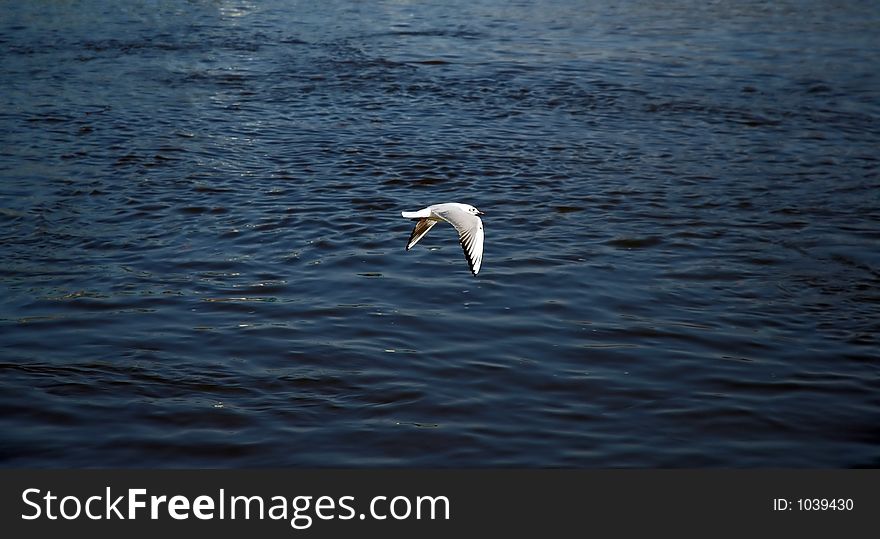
401 202 485 276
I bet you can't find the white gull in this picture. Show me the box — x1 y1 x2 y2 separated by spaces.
401 202 485 276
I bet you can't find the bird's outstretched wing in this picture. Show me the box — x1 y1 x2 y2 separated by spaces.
406 218 438 250
437 207 484 276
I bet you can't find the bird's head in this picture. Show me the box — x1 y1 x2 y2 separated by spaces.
464 204 485 216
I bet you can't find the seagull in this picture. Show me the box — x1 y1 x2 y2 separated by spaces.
401 203 485 276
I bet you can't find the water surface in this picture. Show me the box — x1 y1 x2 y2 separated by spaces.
1 0 878 467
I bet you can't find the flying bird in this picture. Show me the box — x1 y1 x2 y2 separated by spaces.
401 202 485 276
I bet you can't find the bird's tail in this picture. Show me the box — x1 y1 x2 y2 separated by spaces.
401 208 431 219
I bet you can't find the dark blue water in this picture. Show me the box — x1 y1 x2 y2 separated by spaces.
1 0 878 467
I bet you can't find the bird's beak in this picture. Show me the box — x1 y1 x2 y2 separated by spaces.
477 210 485 216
